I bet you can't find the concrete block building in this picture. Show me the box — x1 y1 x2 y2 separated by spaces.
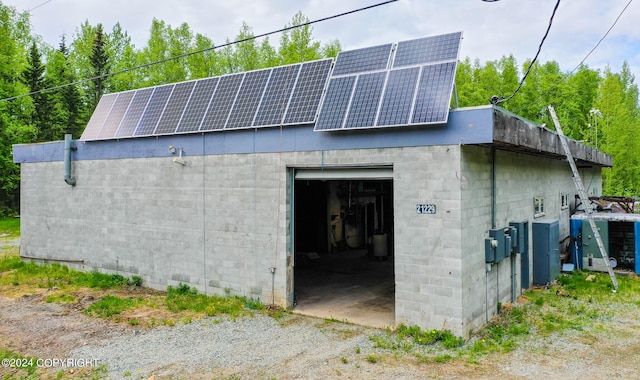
12 33 611 336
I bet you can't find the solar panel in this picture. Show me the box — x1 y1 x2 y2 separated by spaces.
411 62 457 124
134 85 174 136
154 81 196 135
283 59 332 125
115 88 154 138
253 64 301 127
81 32 463 140
317 33 461 132
344 71 387 129
313 76 356 131
376 67 420 126
97 91 135 139
175 77 219 133
225 69 271 129
200 73 244 131
332 43 393 76
81 93 118 140
393 32 462 68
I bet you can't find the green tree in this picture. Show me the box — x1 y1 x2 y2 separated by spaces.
321 39 341 59
89 23 110 110
220 22 261 73
107 23 140 92
21 41 56 141
595 64 640 195
0 3 36 214
46 36 84 139
186 33 220 78
279 12 322 65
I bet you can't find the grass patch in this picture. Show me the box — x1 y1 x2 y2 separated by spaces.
0 217 19 238
365 271 640 365
366 353 379 363
83 295 142 318
45 293 76 303
0 254 142 291
165 282 263 318
370 324 466 354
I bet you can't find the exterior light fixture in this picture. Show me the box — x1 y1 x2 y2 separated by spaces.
589 109 602 149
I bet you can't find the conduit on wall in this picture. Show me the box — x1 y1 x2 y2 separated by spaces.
64 134 76 186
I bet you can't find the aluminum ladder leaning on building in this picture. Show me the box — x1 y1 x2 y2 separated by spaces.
548 105 618 291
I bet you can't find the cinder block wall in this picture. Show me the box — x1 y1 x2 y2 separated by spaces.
20 144 468 334
20 143 600 337
281 145 465 332
460 146 602 336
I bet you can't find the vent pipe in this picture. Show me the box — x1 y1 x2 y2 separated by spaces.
64 134 76 186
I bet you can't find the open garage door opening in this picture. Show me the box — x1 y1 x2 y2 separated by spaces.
293 172 394 327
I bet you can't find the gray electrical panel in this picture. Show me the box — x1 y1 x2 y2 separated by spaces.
532 219 560 286
510 221 530 288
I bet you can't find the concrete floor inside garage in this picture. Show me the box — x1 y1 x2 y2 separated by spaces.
293 248 395 328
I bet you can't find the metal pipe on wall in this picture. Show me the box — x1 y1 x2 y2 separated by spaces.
64 134 76 186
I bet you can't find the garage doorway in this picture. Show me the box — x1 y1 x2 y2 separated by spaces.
292 168 394 327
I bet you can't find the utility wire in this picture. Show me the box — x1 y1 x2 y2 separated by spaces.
570 0 633 74
27 0 53 12
490 0 561 105
512 0 633 114
0 0 398 103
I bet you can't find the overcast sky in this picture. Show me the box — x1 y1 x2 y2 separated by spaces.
4 0 640 86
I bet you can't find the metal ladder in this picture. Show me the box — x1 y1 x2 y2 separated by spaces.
548 105 618 291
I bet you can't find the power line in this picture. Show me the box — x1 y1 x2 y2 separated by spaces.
27 0 53 12
490 0 561 105
0 0 398 103
569 0 633 74
512 0 633 114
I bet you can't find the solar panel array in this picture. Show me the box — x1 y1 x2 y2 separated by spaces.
81 32 463 140
81 59 332 140
314 31 462 131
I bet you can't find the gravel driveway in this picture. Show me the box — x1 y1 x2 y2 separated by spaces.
2 238 640 379
1 291 640 380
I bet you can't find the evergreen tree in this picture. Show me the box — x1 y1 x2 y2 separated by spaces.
21 41 56 141
89 23 110 110
0 3 36 214
47 36 84 139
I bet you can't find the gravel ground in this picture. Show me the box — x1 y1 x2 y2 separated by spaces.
1 292 637 380
71 315 380 379
3 239 640 379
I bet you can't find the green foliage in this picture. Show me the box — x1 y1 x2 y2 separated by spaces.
0 253 139 291
46 36 84 139
165 282 263 317
75 271 129 289
365 353 379 363
83 295 140 318
89 23 110 110
45 293 76 303
0 217 20 237
279 12 322 64
370 324 465 353
128 275 143 287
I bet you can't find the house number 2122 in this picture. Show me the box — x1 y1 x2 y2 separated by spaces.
416 204 436 214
